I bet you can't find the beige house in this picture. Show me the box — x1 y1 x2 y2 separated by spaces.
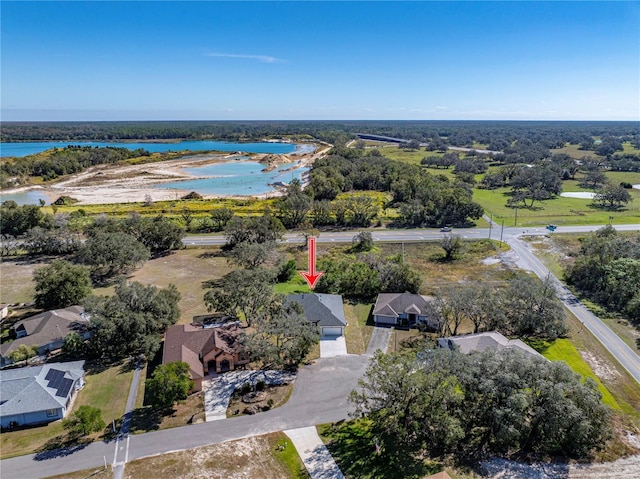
162 323 248 392
373 293 439 329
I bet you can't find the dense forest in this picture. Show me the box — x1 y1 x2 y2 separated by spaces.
2 120 638 150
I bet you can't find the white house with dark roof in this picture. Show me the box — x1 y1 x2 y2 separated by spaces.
0 360 85 428
286 293 347 337
373 293 439 329
0 306 90 366
436 331 544 360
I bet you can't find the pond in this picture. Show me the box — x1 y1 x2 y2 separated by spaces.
156 159 308 196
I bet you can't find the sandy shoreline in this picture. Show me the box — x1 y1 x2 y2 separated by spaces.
0 145 328 205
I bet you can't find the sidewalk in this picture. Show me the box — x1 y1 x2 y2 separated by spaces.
284 426 345 479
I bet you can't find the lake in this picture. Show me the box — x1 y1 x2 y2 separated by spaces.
0 141 315 204
156 159 308 196
0 140 309 157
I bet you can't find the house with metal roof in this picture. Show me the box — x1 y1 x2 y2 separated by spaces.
0 360 85 429
286 293 347 337
373 293 440 329
436 331 544 360
0 306 90 366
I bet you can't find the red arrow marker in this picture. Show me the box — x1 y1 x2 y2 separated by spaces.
299 236 324 290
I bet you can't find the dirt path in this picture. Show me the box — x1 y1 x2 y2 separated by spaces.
481 454 640 478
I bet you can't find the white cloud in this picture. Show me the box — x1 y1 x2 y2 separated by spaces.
205 52 286 63
435 106 448 110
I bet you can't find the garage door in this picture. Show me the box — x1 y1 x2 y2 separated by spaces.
322 327 343 337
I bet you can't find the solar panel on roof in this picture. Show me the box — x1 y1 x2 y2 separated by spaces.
56 378 73 398
45 368 57 381
46 369 64 389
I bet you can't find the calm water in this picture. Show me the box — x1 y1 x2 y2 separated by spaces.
0 189 54 206
0 140 308 157
0 141 314 204
156 160 308 196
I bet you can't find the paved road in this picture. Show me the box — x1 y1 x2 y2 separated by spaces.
183 223 640 246
4 223 639 477
113 359 142 479
505 234 640 384
1 355 369 479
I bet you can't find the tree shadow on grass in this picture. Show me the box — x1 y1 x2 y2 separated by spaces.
198 250 225 259
319 420 441 479
128 406 163 434
34 434 91 461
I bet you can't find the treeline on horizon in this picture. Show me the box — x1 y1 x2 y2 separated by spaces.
2 120 639 149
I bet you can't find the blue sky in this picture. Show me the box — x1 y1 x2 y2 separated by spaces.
2 1 638 121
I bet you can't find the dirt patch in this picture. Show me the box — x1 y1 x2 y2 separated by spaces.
481 454 640 478
482 256 501 265
124 433 295 479
580 350 621 382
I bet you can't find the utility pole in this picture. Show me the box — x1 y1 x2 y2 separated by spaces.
514 206 518 227
488 214 493 240
500 220 504 243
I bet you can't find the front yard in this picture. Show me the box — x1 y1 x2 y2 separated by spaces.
1 359 134 459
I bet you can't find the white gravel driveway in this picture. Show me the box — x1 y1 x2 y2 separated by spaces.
202 369 296 421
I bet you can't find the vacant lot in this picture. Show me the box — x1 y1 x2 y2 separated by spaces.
123 432 308 479
0 247 233 325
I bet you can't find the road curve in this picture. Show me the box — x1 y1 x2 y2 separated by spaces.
2 224 638 477
185 223 640 384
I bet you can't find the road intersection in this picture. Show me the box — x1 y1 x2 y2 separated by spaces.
2 223 639 478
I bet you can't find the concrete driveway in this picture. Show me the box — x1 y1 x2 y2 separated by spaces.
320 335 348 357
203 369 296 421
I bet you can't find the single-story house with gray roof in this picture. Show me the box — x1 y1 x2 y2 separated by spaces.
373 293 440 329
436 331 544 360
286 293 347 337
0 360 85 429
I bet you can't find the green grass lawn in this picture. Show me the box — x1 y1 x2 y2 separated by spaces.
344 302 374 355
474 186 640 227
528 338 619 409
0 360 133 459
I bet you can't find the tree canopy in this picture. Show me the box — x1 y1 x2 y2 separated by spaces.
84 281 180 359
351 348 611 459
33 260 92 310
146 361 194 410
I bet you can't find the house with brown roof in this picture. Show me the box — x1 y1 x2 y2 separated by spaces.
162 322 248 392
373 293 440 329
0 306 90 367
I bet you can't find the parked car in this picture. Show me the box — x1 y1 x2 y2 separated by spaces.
440 226 452 232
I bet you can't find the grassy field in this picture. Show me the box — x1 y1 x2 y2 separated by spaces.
474 186 640 227
122 432 308 479
528 338 619 409
94 247 233 324
0 360 133 459
550 142 640 159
